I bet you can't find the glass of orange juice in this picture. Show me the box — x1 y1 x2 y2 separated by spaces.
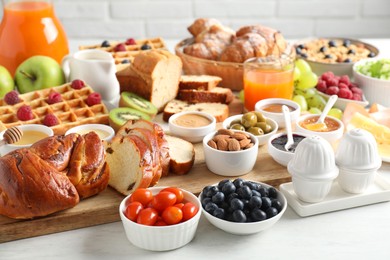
0 0 69 76
243 54 295 111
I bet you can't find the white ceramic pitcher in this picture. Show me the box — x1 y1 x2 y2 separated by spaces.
62 49 120 102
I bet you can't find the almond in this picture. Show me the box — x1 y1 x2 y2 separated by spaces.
213 134 230 143
217 138 228 151
217 129 234 136
245 143 254 149
207 139 218 149
239 138 251 148
228 138 241 151
232 132 247 140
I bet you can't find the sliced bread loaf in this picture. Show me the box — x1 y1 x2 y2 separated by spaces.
165 135 195 175
163 99 229 122
179 75 222 90
177 87 234 104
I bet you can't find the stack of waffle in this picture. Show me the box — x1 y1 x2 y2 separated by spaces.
0 84 109 135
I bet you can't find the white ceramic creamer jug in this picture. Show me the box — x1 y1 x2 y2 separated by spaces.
62 49 120 102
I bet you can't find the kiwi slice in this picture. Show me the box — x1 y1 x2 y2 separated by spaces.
119 92 157 117
109 107 151 132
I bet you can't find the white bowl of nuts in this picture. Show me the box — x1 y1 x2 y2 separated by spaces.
203 129 259 176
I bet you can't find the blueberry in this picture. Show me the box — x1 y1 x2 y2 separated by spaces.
344 58 352 63
319 46 327 53
202 186 213 198
296 47 302 55
237 186 252 200
250 208 267 221
261 197 272 210
248 196 262 209
205 202 218 214
268 187 278 199
242 199 250 210
141 44 151 50
266 207 279 218
212 191 225 205
233 178 245 188
218 179 230 190
252 190 261 197
101 40 110 47
245 181 259 191
258 187 269 197
121 59 131 64
221 181 236 195
205 186 219 197
220 201 230 211
300 53 308 58
325 54 333 59
226 192 239 203
343 39 351 47
347 49 355 55
328 40 337 47
201 197 212 208
368 52 376 58
271 199 283 212
232 210 247 223
230 198 244 211
297 44 305 49
212 208 225 219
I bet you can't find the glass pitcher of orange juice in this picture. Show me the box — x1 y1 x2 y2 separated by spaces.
243 54 295 112
0 0 69 76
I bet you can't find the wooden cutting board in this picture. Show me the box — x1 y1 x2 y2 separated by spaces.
0 98 292 243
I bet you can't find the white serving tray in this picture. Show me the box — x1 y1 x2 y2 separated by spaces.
279 174 390 217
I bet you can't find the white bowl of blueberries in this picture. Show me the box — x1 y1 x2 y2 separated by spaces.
199 178 287 235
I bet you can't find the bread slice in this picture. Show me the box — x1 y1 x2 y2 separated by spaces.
179 75 222 90
165 135 195 175
116 120 170 177
116 50 182 112
163 99 229 123
105 135 154 195
178 87 234 104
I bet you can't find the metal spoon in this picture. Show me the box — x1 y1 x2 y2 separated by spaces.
306 95 338 131
0 126 23 146
282 105 294 151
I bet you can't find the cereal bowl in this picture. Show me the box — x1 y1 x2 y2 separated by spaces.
65 124 115 142
119 186 202 251
169 111 216 143
222 114 278 146
199 180 287 235
203 130 259 176
353 58 390 106
295 114 344 144
254 98 300 128
0 124 54 156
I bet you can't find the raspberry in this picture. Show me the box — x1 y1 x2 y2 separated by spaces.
125 38 136 45
352 93 362 101
351 86 363 95
43 113 59 126
338 82 349 89
114 43 126 52
321 71 334 81
316 80 327 93
338 88 353 99
4 90 20 105
86 93 101 106
326 77 339 87
349 82 358 89
71 79 85 89
47 91 62 104
326 86 339 95
339 75 350 86
17 105 34 121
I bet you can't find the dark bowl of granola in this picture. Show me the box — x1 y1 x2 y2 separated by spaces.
295 38 379 77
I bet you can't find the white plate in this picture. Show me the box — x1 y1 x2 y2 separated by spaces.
318 91 369 110
279 174 390 217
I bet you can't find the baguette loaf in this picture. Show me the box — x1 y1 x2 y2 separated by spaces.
178 87 234 104
163 99 229 122
179 75 222 90
165 135 195 175
116 50 182 112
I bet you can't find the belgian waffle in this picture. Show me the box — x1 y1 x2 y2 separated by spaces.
79 37 167 66
0 83 109 135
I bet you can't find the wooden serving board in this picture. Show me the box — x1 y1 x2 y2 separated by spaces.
0 98 291 243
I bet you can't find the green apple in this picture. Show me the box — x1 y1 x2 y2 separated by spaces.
15 55 65 94
0 65 15 98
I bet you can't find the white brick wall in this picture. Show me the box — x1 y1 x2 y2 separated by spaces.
0 0 389 40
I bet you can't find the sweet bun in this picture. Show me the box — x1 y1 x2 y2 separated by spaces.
188 18 222 37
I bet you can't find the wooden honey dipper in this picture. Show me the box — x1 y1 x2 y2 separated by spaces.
0 126 23 146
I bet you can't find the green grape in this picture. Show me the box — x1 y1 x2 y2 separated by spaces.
294 88 317 99
296 71 318 90
295 59 312 74
238 89 244 102
293 95 308 111
293 66 301 81
308 95 327 110
309 107 322 114
328 108 343 120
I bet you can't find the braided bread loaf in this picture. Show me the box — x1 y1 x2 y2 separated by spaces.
0 132 109 219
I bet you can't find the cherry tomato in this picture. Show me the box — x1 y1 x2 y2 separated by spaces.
129 188 153 206
162 206 183 225
125 201 143 222
155 220 168 226
152 191 177 211
182 202 198 221
174 203 184 209
137 208 158 226
161 187 184 203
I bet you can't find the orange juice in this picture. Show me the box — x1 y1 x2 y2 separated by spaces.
243 57 294 111
0 1 69 75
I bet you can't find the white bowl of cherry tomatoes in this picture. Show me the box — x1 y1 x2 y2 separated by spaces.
119 186 201 251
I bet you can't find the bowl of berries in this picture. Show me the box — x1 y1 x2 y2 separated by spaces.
199 178 287 235
119 186 201 251
316 71 369 110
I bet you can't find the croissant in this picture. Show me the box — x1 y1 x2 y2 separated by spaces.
0 132 110 219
